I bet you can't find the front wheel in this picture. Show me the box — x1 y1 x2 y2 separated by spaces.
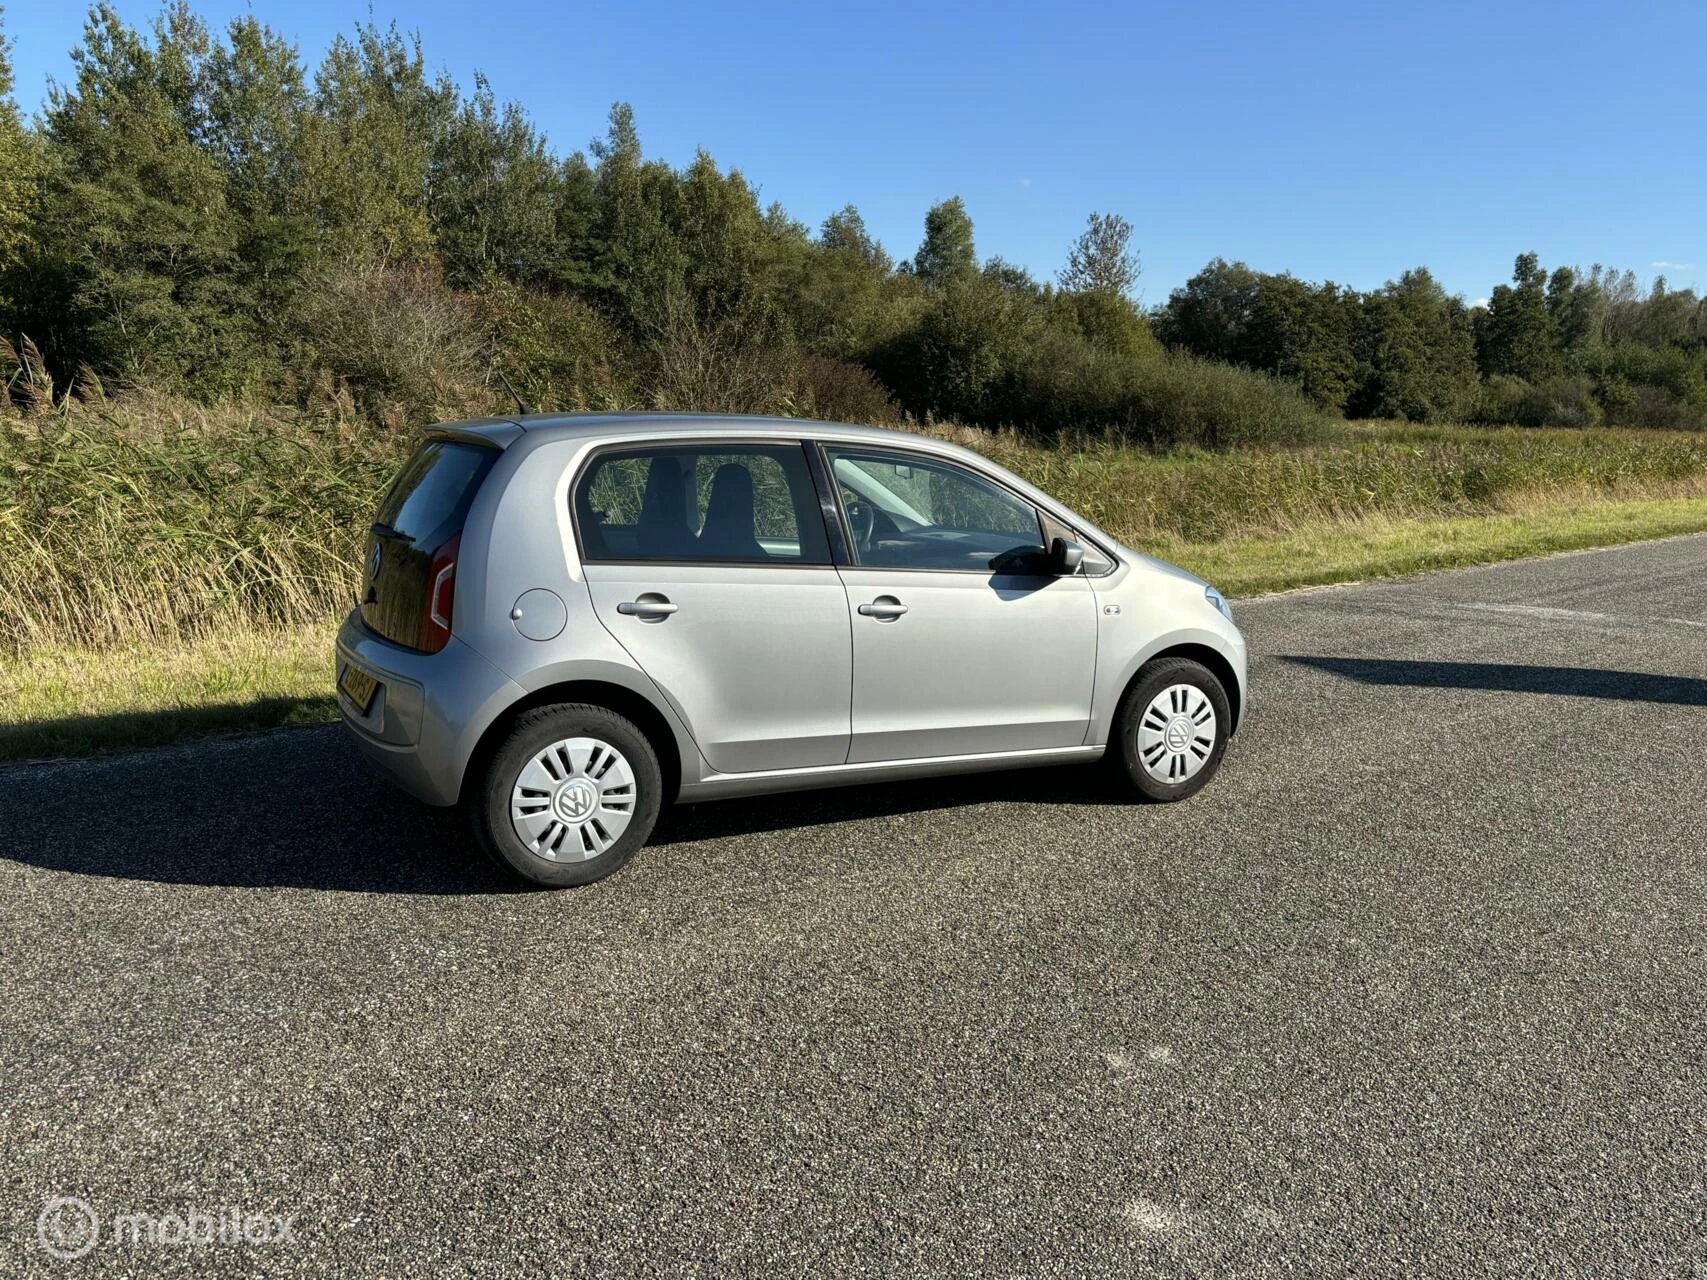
1110 657 1231 802
469 703 663 887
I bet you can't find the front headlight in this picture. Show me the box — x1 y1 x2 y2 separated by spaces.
1204 585 1231 621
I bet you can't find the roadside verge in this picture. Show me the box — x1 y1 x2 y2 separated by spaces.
5 495 1706 764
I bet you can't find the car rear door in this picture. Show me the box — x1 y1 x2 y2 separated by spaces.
822 445 1099 763
575 441 852 774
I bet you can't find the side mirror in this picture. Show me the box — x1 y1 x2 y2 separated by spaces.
1051 537 1085 576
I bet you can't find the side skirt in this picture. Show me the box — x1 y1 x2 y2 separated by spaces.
675 745 1105 803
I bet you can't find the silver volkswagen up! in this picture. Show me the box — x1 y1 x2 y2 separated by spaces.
337 414 1247 886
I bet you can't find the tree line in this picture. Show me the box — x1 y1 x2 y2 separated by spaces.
1157 254 1706 429
0 4 1703 443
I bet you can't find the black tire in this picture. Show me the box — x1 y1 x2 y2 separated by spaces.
1110 657 1231 803
468 703 663 888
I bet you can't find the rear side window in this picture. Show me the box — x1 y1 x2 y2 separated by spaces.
374 441 497 550
574 444 829 565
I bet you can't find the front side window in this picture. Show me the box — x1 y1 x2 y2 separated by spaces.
826 448 1047 573
574 443 829 565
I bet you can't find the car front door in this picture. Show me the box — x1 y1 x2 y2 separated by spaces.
822 445 1099 764
575 441 851 774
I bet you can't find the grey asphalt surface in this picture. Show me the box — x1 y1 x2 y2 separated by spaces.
3 536 1705 1278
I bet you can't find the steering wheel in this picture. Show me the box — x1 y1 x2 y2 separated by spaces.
843 498 875 551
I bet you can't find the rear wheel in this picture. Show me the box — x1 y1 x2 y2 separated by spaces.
1110 657 1231 802
469 703 662 887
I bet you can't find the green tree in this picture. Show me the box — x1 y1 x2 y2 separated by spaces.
0 6 40 320
1353 268 1477 421
1058 211 1139 297
582 102 679 328
32 2 256 391
981 257 1042 296
781 205 907 359
1476 252 1556 381
1245 275 1358 411
1544 266 1603 368
819 204 889 270
203 16 315 330
911 196 976 288
1636 276 1701 349
1154 258 1264 364
302 22 453 263
429 73 563 288
1156 260 1354 409
1051 289 1161 363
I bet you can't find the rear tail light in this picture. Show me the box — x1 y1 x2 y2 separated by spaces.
422 533 460 653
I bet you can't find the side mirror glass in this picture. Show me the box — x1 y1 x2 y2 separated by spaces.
1051 537 1085 576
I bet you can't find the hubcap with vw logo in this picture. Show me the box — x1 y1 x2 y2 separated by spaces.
1136 683 1217 784
510 737 638 861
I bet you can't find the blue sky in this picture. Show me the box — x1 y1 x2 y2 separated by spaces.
6 0 1703 302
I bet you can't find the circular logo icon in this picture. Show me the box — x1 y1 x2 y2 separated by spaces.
367 542 383 582
38 1196 99 1260
1164 716 1192 753
554 779 598 823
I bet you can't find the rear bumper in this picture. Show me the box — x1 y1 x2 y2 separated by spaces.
335 610 524 806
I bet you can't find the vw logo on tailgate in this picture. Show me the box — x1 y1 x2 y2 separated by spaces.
368 542 383 581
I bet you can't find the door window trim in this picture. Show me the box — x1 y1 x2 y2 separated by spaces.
813 441 1116 577
569 438 837 569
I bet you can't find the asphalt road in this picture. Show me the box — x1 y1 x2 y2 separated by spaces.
3 536 1705 1277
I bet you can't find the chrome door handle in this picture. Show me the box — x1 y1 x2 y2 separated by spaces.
858 597 908 620
617 597 678 620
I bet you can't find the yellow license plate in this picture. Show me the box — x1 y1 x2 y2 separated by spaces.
339 663 381 714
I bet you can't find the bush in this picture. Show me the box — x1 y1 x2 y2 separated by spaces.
292 257 490 428
635 308 795 415
868 276 1041 424
1470 375 1530 426
1109 351 1338 449
1583 343 1707 429
1527 377 1605 429
870 276 1332 448
478 283 635 412
1001 336 1335 449
1052 290 1163 363
1602 382 1705 430
1005 328 1138 431
784 355 898 424
1472 375 1602 428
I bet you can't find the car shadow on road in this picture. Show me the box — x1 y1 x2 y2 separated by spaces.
1282 656 1707 705
0 726 1124 893
0 727 515 895
653 761 1124 847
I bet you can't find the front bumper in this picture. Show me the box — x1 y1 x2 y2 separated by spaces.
335 610 524 806
1225 621 1250 731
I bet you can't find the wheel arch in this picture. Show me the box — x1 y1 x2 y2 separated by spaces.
461 679 686 807
1121 642 1244 736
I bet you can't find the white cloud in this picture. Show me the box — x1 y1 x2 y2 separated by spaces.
1471 297 1490 309
1649 260 1695 271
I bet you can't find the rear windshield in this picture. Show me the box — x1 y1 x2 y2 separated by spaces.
374 441 497 550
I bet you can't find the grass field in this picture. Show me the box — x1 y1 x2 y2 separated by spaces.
0 624 334 762
4 399 1707 762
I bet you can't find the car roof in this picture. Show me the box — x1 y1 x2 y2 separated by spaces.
429 412 936 452
433 411 1125 557
472 411 925 445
